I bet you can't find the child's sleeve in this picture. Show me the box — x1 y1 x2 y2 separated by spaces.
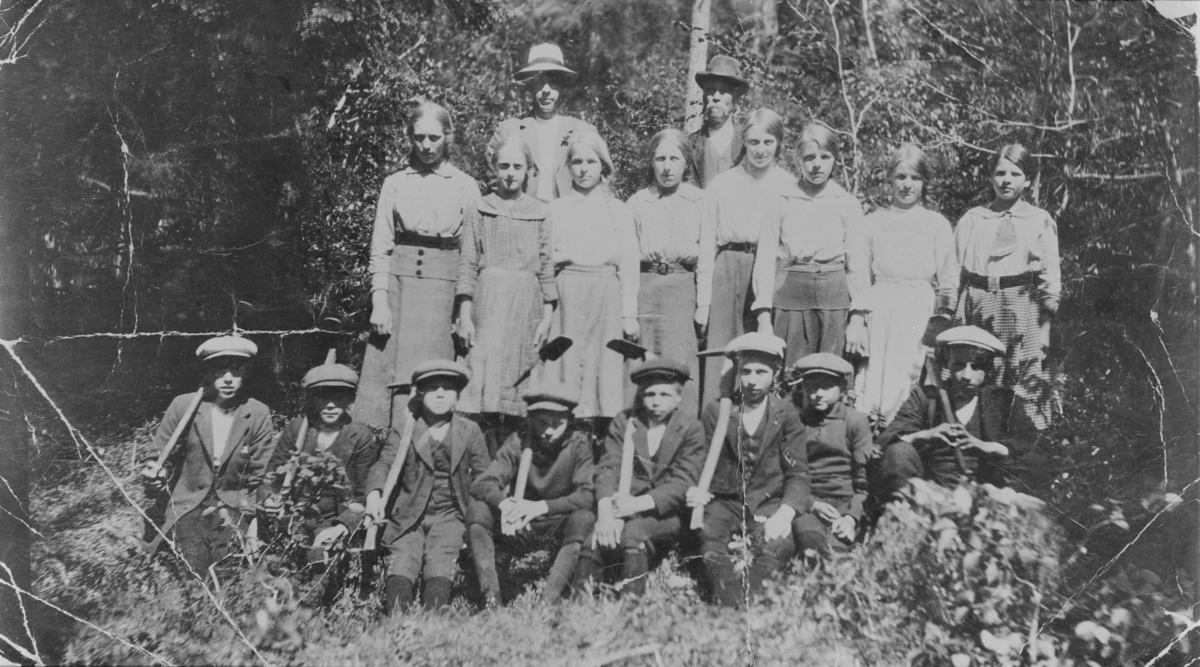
846 411 873 521
646 417 707 516
456 204 483 298
143 394 191 470
750 198 782 312
614 201 640 319
877 388 932 452
845 197 871 312
1038 213 1061 314
471 440 518 509
695 189 717 308
933 213 960 314
241 405 278 498
594 412 626 502
368 178 397 294
537 214 559 303
779 409 813 515
258 418 298 499
546 437 595 514
365 427 403 495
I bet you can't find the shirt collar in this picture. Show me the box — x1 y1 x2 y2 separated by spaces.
783 178 848 200
405 161 454 179
975 199 1040 219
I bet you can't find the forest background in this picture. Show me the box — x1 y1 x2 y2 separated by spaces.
0 0 1197 664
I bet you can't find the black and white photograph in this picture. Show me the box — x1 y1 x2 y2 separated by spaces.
0 0 1197 664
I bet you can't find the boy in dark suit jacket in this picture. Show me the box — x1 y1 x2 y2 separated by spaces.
878 326 1047 498
363 360 491 613
685 332 812 607
260 351 379 565
468 383 595 606
581 358 706 597
140 336 275 576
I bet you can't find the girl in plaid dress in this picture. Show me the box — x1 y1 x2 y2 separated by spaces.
952 143 1060 429
456 135 558 456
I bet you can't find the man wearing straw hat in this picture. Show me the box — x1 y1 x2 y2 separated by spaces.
687 55 752 189
488 42 598 202
139 336 275 574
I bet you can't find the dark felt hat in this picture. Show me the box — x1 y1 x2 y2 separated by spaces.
695 55 750 96
630 357 691 385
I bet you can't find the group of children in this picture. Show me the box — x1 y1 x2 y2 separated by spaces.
138 42 1059 611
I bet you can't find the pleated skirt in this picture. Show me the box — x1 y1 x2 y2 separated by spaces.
459 267 543 416
541 264 625 419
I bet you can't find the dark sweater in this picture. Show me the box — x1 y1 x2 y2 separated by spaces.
471 428 594 515
797 400 872 520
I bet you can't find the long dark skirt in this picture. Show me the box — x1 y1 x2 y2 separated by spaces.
701 249 756 406
631 268 700 417
354 244 459 430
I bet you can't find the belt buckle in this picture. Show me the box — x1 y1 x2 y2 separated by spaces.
657 263 669 276
987 276 1001 292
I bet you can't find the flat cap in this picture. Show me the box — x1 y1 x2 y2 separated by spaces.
403 359 470 389
196 336 257 361
630 357 690 385
522 381 579 412
724 332 786 361
935 325 1005 354
791 352 854 379
303 363 358 389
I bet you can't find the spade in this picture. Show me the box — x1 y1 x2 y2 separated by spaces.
511 336 574 387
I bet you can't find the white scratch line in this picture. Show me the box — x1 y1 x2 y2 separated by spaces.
1143 610 1198 666
1125 332 1169 487
0 566 168 667
0 562 41 664
0 629 42 666
12 328 352 345
0 339 274 666
0 470 26 514
0 499 43 539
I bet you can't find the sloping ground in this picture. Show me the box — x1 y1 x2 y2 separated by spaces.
30 436 1191 666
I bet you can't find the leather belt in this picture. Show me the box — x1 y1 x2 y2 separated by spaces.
640 261 693 275
961 270 1037 292
395 232 460 250
718 242 756 254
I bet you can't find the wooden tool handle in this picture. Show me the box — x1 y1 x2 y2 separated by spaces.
365 407 416 550
617 417 636 496
155 388 205 468
280 417 310 491
925 357 970 476
513 448 534 500
690 397 732 531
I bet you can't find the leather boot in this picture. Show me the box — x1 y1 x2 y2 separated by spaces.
384 575 414 615
621 547 649 598
422 577 453 610
543 542 581 603
467 524 502 608
705 556 743 608
572 544 602 597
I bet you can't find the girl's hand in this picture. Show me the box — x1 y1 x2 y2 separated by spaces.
844 313 869 357
810 500 840 523
1039 319 1052 353
694 306 710 336
623 317 640 342
369 291 392 337
756 311 773 334
457 315 476 349
533 319 551 347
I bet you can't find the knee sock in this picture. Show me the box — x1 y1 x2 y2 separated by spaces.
705 556 743 608
543 542 581 603
573 545 602 595
384 575 414 615
422 577 453 610
467 524 501 607
621 547 649 597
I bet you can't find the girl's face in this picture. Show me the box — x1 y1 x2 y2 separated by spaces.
890 162 925 209
743 125 778 172
495 145 528 195
799 140 835 186
411 117 447 167
569 144 603 192
652 142 685 191
991 158 1028 201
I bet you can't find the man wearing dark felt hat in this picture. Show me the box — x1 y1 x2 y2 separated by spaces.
687 55 752 188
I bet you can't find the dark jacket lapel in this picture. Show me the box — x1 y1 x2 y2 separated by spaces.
412 418 434 470
449 415 467 472
651 412 685 479
192 401 215 465
219 402 252 468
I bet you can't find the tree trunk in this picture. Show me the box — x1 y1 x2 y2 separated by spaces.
684 0 712 134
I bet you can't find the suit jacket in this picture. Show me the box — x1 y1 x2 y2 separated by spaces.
595 409 707 517
263 417 379 528
702 394 811 517
878 385 1037 479
489 114 598 201
471 428 594 515
687 120 745 188
142 393 275 553
365 414 491 539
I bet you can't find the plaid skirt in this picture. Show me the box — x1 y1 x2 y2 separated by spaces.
541 265 626 419
459 267 543 416
953 284 1051 429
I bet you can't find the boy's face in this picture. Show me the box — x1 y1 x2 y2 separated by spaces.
640 382 682 423
737 356 778 403
206 358 247 404
946 346 992 403
310 388 354 426
418 377 460 418
529 409 570 446
801 374 844 413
